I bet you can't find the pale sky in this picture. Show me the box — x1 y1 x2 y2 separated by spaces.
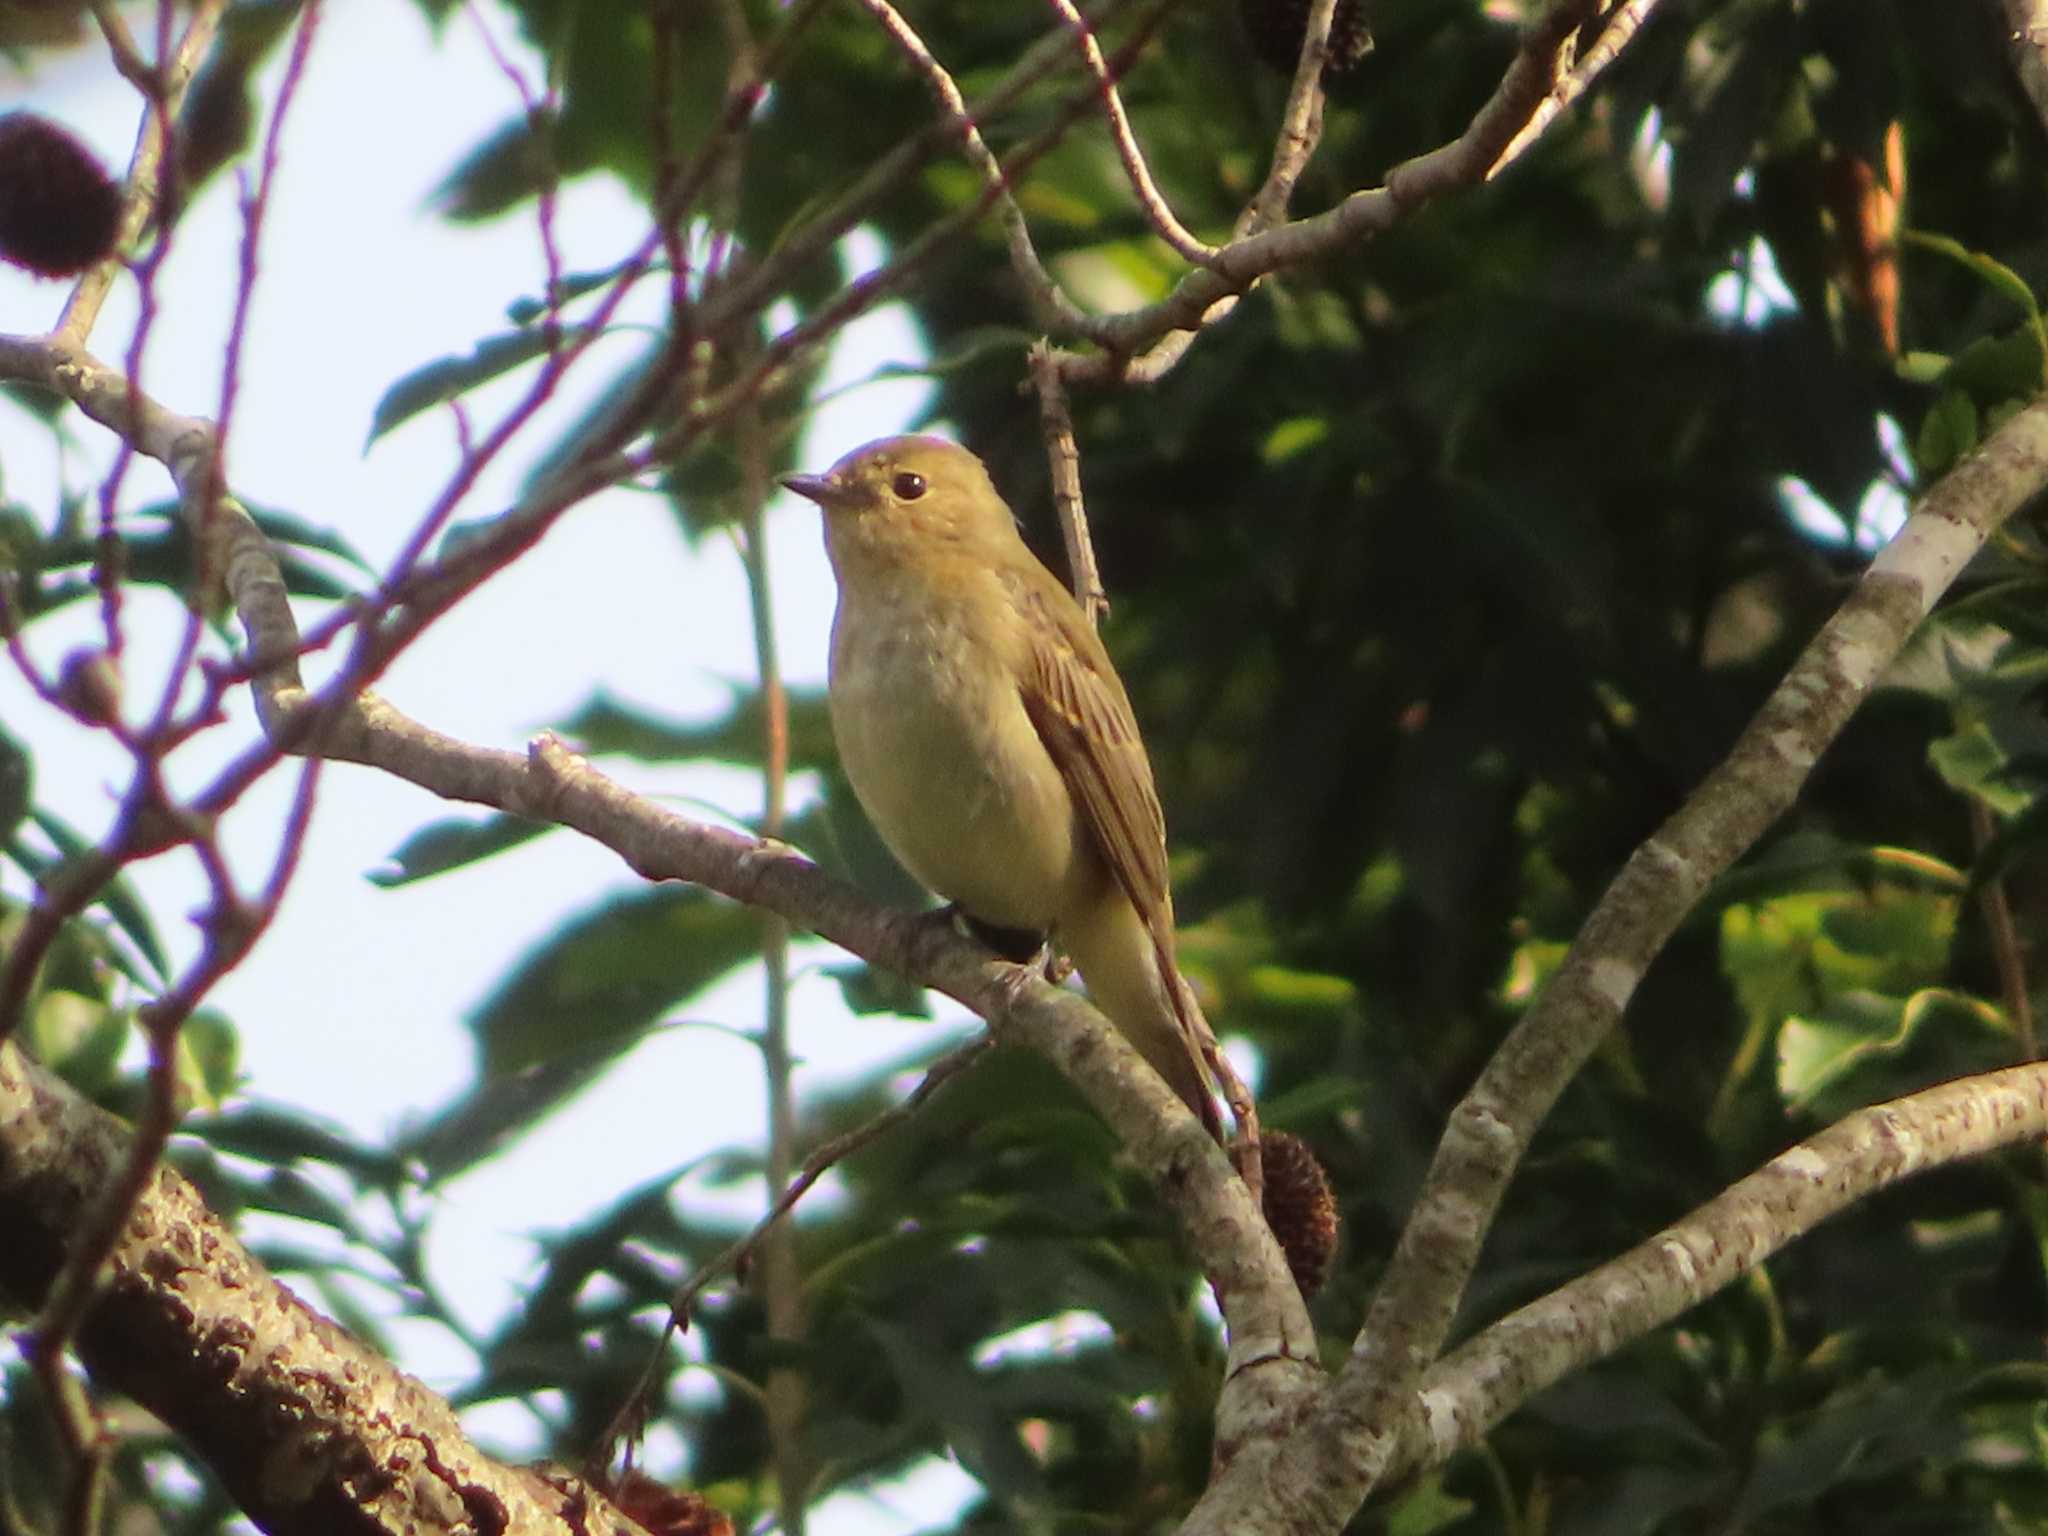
2 3 980 1526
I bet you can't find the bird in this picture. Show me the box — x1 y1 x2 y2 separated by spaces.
781 435 1225 1141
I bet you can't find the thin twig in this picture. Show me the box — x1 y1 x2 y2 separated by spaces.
1050 0 1624 386
734 359 808 1536
89 1 156 92
1241 0 1336 235
849 0 1085 332
698 0 1170 350
60 0 228 345
1041 0 1217 263
592 1036 995 1469
694 14 1177 439
1971 799 2037 1059
651 0 833 250
689 1037 991 1324
469 2 566 348
1028 340 1107 624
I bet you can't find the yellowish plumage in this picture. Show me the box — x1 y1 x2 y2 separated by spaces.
783 435 1220 1137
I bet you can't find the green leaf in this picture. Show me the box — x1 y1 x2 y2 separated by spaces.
1777 988 2005 1121
469 884 762 1077
1734 1367 1973 1517
178 1008 241 1108
241 500 378 575
366 329 565 446
826 961 932 1019
866 1318 1049 1503
1259 416 1330 465
26 991 130 1096
38 525 359 609
557 686 838 772
1936 324 2048 410
1914 389 1976 477
1931 724 2038 815
428 111 571 222
370 813 552 887
186 1103 404 1181
400 1035 642 1182
0 725 29 846
23 809 171 984
505 256 650 325
1242 962 1358 1015
242 1166 369 1236
1385 1473 1478 1536
0 378 66 422
1904 230 2042 323
0 503 40 574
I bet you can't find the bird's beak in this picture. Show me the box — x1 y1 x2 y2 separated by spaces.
780 472 845 508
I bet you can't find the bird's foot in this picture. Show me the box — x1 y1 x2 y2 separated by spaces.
932 905 1072 992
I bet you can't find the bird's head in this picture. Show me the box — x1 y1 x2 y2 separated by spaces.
781 436 1019 567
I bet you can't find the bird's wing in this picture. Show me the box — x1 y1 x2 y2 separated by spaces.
1013 569 1224 1141
1012 577 1175 941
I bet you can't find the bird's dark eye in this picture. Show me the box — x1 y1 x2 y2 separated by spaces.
891 471 927 501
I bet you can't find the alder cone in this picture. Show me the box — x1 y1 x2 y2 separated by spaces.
1237 0 1374 79
1260 1129 1340 1298
608 1471 734 1536
0 113 121 277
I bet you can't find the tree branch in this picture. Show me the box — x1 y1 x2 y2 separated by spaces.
2003 0 2048 139
61 0 228 346
1334 392 2048 1470
0 1041 653 1536
0 335 1318 1442
1394 1061 2048 1479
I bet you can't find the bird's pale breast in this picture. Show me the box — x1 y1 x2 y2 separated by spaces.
829 578 1086 931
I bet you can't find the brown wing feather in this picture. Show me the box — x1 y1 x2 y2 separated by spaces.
1012 573 1223 1140
1013 581 1173 935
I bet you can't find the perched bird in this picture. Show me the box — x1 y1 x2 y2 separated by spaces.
782 436 1224 1140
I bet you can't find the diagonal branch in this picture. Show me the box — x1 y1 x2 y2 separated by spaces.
1328 391 2048 1471
1487 0 1666 179
62 0 229 345
1170 398 2048 1535
0 1040 660 1536
1041 0 1219 262
1394 1061 2048 1479
1051 0 1622 383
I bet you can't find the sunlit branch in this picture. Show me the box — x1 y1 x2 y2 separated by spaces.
1028 340 1106 624
1042 0 1218 262
1327 391 2048 1489
1487 0 1666 179
1240 0 1335 235
1398 1062 2048 1477
849 0 1089 332
1053 0 1635 385
61 0 228 345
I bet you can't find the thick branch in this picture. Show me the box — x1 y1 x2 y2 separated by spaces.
0 1042 648 1536
1397 1062 2048 1476
1296 396 2048 1501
